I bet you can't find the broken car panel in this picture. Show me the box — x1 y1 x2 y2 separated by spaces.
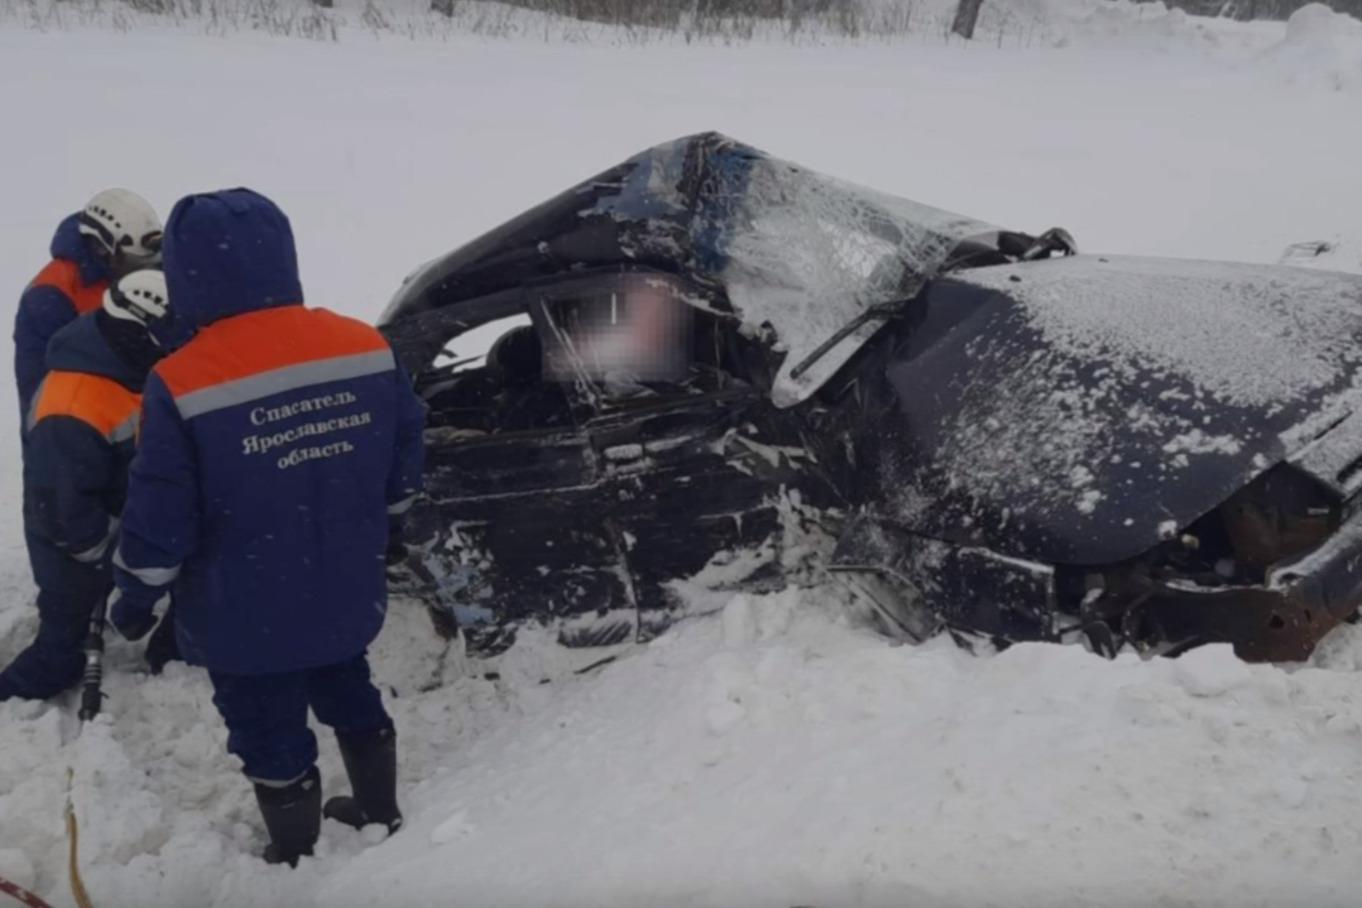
382 132 1362 662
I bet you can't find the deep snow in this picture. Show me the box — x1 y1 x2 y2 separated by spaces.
3 3 1362 906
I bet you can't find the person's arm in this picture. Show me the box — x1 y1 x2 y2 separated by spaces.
26 415 118 562
13 286 76 410
112 372 199 635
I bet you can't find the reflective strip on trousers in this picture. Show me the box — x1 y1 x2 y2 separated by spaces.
113 548 181 587
71 517 120 564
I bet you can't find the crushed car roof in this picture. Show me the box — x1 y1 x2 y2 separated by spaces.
382 131 999 406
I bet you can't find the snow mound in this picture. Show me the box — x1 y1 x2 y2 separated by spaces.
1309 620 1362 671
7 579 1362 906
1173 643 1252 697
0 849 35 893
1064 4 1209 48
317 589 1362 907
1258 3 1362 91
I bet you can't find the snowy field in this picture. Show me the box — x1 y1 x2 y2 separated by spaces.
3 2 1362 906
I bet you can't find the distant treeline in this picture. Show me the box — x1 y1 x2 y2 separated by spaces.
1145 0 1361 18
476 0 853 27
424 0 935 40
475 0 1362 25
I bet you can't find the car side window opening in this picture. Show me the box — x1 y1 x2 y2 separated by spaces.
432 313 533 372
420 313 553 435
420 271 763 437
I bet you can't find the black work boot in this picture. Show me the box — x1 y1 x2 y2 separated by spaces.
323 727 402 834
254 766 322 867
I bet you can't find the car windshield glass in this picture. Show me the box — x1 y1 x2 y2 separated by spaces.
697 155 998 407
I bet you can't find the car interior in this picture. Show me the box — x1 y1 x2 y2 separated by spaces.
417 269 766 437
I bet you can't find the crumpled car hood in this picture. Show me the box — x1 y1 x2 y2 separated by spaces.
875 254 1362 565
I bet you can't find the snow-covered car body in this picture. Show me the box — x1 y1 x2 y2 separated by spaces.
382 132 1362 661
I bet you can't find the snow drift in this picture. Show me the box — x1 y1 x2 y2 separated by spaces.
1258 2 1362 90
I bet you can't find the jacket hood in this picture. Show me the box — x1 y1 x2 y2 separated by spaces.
45 313 146 393
162 188 303 330
50 213 109 286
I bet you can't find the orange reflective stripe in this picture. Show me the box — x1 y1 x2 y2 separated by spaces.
156 305 391 400
31 371 142 440
30 260 108 316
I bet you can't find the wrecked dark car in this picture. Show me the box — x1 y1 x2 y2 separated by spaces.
381 131 1362 663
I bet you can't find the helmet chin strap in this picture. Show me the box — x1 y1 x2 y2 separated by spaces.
81 234 115 273
109 254 142 280
105 251 161 281
95 309 163 379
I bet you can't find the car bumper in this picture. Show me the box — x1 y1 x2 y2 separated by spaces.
1142 506 1362 662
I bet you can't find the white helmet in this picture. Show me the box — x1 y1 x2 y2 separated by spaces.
103 269 170 338
79 189 163 270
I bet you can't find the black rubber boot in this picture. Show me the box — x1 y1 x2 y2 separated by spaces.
323 727 402 834
254 766 322 867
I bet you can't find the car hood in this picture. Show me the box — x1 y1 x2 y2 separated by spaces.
381 131 1000 407
873 254 1362 566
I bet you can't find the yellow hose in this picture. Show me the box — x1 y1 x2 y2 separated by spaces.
64 769 94 908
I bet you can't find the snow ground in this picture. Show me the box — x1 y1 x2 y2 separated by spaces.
3 3 1362 906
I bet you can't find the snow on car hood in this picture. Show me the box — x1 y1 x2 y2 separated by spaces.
878 254 1362 565
979 255 1362 410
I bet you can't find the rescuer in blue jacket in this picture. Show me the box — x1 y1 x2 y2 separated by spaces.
0 271 172 702
15 190 162 420
109 188 427 867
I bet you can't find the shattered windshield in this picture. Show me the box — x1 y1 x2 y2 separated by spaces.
638 141 1000 407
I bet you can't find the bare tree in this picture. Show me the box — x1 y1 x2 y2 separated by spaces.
951 0 984 39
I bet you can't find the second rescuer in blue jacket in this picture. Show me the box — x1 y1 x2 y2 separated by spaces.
109 188 426 867
0 272 172 703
